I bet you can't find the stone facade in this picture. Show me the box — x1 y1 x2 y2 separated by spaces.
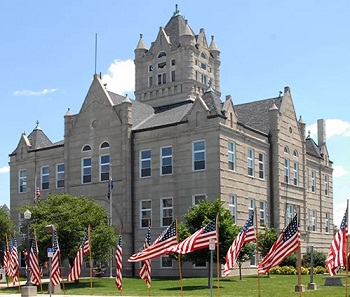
9 6 333 277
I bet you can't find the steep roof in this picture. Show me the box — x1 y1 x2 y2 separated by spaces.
201 88 224 117
235 97 283 134
306 137 322 158
27 122 53 149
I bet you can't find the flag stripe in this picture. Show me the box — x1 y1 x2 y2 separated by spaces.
115 234 123 290
51 230 61 286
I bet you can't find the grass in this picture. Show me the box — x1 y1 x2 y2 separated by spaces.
1 274 349 297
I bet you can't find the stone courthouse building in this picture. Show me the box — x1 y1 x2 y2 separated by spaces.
9 6 333 276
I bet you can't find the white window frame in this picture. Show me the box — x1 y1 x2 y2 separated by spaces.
82 157 92 184
160 146 173 176
258 152 265 179
56 164 64 189
161 197 173 227
249 198 255 218
325 212 330 233
306 168 309 191
100 154 110 181
284 159 290 184
41 165 49 190
140 200 152 228
160 256 173 268
229 195 237 224
260 201 267 225
311 170 316 193
325 175 329 196
250 253 257 267
192 194 206 206
286 204 296 224
193 140 206 171
312 210 317 232
247 149 254 177
19 169 27 193
293 162 299 186
228 141 236 171
140 149 152 178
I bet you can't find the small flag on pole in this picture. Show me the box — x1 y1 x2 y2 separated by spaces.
115 234 123 290
51 230 61 286
139 226 151 288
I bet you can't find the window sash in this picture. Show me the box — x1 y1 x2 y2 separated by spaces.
19 169 27 193
229 195 237 224
228 142 236 171
140 150 152 177
41 166 49 190
293 162 299 186
258 153 265 179
140 200 152 228
161 146 173 175
193 141 206 171
56 164 65 188
82 158 92 184
100 154 110 181
284 159 290 183
161 198 173 227
247 149 254 176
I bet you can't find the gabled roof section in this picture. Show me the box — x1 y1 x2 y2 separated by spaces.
235 97 283 134
27 122 53 149
201 88 224 117
306 137 322 158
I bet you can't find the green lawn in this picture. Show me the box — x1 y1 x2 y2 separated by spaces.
1 275 349 297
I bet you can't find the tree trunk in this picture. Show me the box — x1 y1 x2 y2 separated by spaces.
239 264 242 280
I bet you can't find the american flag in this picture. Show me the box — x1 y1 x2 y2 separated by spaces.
139 226 151 288
30 238 42 285
326 206 348 276
115 234 123 290
11 238 19 284
3 244 10 277
223 212 256 276
67 228 90 281
258 214 300 274
51 230 61 286
166 218 216 254
107 175 114 200
35 187 41 198
128 221 177 262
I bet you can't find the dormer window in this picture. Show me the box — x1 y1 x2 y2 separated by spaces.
158 51 166 58
100 141 110 149
284 146 290 154
82 144 91 152
201 52 207 59
293 150 299 157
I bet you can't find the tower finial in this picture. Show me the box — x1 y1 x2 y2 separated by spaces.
173 4 182 17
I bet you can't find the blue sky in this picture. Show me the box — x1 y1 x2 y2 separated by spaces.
1 1 349 224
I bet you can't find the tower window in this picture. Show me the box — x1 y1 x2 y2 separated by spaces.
171 59 175 66
201 63 206 70
149 76 153 87
158 62 166 69
162 73 166 84
158 51 166 58
171 71 175 82
148 65 153 72
201 52 207 59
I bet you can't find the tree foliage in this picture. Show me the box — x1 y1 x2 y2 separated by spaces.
258 225 278 258
0 206 14 263
302 250 326 268
280 253 297 268
237 243 256 280
20 194 117 265
177 198 240 265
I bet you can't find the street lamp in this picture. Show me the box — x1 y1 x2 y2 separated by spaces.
24 209 32 286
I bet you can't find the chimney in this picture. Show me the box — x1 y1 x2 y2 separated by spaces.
317 119 326 157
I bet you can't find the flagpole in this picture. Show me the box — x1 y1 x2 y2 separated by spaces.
175 219 184 297
34 173 37 206
109 165 113 278
88 225 93 294
216 213 220 297
255 208 261 297
59 248 65 294
34 229 43 293
119 225 123 296
345 199 349 297
5 233 9 287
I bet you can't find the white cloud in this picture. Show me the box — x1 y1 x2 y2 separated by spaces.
333 165 349 178
13 88 58 96
307 119 350 139
333 202 348 227
0 166 9 173
102 59 135 96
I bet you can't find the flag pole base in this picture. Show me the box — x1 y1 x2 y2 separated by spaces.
307 283 317 290
294 284 305 292
21 285 37 297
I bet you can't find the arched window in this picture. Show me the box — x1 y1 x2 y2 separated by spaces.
82 144 91 152
100 141 110 149
157 51 166 58
293 150 299 157
284 146 290 154
200 52 207 59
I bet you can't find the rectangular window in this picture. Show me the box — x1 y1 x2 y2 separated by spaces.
158 74 162 85
258 153 265 179
293 162 299 186
201 63 206 70
201 74 207 85
284 159 290 184
171 59 175 66
325 212 330 233
193 194 206 206
100 155 110 181
250 254 257 267
325 175 329 196
149 76 153 87
19 169 27 193
161 256 173 268
228 141 236 171
286 204 296 224
195 71 198 81
247 149 254 176
260 201 266 225
140 200 151 228
161 198 173 227
249 198 255 218
171 70 175 82
193 259 207 268
41 166 49 190
56 164 64 188
312 210 317 232
140 150 151 178
306 169 309 191
148 65 153 72
161 146 172 175
229 195 237 224
193 140 206 171
311 170 316 193
162 73 166 84
82 158 92 184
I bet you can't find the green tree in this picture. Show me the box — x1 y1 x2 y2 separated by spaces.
176 199 240 274
258 226 278 258
0 206 14 264
302 250 326 268
237 243 256 280
21 194 117 266
280 253 297 268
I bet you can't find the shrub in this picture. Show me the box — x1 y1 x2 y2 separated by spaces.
279 266 297 275
270 267 282 274
300 267 310 275
302 250 326 267
280 253 298 268
313 266 327 274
